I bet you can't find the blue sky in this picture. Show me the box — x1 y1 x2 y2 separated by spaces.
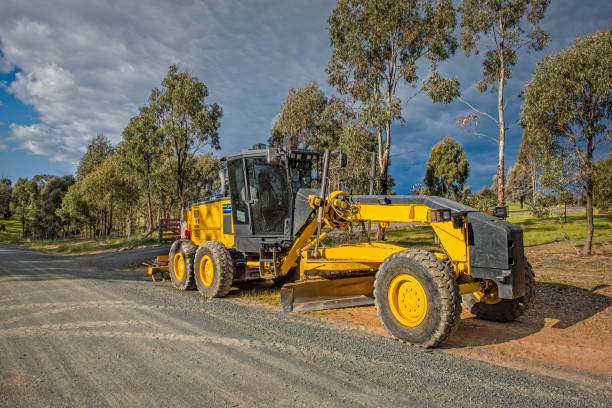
0 0 610 193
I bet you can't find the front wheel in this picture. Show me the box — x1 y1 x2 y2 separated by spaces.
169 239 196 290
374 249 462 348
194 241 235 298
462 259 536 322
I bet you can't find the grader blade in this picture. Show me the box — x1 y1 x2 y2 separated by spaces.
280 276 375 312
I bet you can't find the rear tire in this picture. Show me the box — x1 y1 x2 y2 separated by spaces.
169 239 196 290
374 249 461 348
462 259 535 322
194 241 235 298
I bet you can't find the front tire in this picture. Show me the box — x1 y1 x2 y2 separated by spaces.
462 259 536 322
194 241 235 298
169 239 196 290
374 249 461 348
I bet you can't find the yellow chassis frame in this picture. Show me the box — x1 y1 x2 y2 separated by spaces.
265 191 485 295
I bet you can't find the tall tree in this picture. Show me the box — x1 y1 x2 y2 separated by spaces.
327 0 458 195
117 106 164 231
149 64 222 209
270 82 380 193
269 81 344 150
457 0 550 205
10 178 37 236
77 135 114 181
521 30 611 255
506 161 530 208
593 145 612 212
29 176 74 239
0 178 11 219
424 135 469 199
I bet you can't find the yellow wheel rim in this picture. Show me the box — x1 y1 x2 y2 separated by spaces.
199 255 214 287
388 274 428 327
173 252 185 281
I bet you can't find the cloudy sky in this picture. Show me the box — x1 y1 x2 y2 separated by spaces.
0 0 610 193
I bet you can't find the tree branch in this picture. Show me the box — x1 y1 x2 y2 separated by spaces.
458 97 499 124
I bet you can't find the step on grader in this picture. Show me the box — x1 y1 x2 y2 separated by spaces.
160 145 535 347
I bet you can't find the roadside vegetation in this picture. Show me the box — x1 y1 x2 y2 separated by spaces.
0 5 608 258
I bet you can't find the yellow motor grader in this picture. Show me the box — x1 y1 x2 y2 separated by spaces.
160 145 534 347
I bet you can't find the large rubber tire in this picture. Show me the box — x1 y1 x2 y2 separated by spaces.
169 239 196 290
462 259 536 322
194 241 235 298
374 249 462 348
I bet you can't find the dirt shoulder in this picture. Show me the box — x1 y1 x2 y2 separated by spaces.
302 243 611 388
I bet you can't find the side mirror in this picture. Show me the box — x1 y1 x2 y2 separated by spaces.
267 147 280 165
338 151 347 168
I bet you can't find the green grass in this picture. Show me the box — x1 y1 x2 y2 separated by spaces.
0 230 159 254
0 215 24 234
507 209 612 246
237 287 281 307
323 209 611 249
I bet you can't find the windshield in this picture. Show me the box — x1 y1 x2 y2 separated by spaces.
246 157 291 235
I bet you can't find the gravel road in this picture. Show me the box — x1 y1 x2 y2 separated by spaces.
0 243 608 407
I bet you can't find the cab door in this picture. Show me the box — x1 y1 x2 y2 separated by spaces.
245 157 292 236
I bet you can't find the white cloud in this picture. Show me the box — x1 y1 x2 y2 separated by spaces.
9 63 78 103
8 123 81 163
0 0 609 192
0 0 334 163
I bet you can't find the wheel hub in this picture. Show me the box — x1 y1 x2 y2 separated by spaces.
173 252 185 280
388 274 428 327
200 255 214 286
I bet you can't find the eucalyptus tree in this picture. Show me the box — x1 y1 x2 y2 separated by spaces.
521 31 611 255
10 178 37 236
117 106 164 231
269 81 344 150
327 0 458 195
0 178 11 219
457 0 550 205
149 65 222 209
424 136 469 199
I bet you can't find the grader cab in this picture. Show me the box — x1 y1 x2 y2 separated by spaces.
163 144 535 348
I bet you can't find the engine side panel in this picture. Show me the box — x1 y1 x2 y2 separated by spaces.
186 198 234 249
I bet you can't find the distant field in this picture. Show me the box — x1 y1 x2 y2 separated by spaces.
0 216 23 234
330 208 611 250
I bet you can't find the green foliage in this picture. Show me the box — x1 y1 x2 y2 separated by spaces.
327 0 457 194
270 82 380 193
521 30 612 254
10 177 38 236
506 161 531 208
116 106 165 230
593 146 612 212
464 186 496 211
458 0 550 93
269 81 345 150
77 134 114 181
28 176 74 239
183 153 222 204
149 64 222 208
457 0 550 205
0 178 11 219
527 192 550 218
424 136 469 198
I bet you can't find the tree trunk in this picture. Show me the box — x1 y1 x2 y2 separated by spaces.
376 120 391 241
496 19 506 206
147 189 153 232
583 134 594 256
584 188 593 256
520 197 524 209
